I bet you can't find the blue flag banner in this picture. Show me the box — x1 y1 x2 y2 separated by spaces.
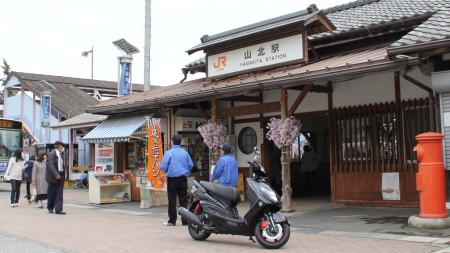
41 93 51 127
119 62 130 96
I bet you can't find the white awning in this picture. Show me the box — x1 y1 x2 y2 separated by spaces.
81 114 148 143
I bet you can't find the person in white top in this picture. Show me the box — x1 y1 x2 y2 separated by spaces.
3 148 27 207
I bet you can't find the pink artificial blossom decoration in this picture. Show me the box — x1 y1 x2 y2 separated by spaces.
198 120 227 150
266 116 302 149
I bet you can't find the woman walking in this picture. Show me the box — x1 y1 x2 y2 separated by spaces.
4 148 27 207
31 152 48 209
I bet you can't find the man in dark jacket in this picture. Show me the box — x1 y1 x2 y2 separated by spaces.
46 141 66 215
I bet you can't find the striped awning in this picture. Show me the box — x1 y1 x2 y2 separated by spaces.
81 114 148 143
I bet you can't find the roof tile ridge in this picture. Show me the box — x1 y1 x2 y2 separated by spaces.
323 0 381 14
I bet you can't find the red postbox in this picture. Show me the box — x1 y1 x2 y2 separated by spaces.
414 132 447 218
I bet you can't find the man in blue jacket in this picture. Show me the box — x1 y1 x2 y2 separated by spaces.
160 134 193 226
211 142 238 187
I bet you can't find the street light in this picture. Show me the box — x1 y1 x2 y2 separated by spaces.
81 46 94 79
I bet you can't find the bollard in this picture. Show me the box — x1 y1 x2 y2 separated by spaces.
413 132 447 218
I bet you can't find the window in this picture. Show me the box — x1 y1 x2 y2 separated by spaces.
292 132 315 161
238 127 257 154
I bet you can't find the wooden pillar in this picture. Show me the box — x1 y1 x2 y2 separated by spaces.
210 99 219 166
211 99 217 123
258 92 264 161
327 81 336 202
280 88 293 212
394 72 404 167
281 89 287 120
231 100 235 135
395 71 405 204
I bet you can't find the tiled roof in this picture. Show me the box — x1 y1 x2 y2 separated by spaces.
186 5 329 54
89 78 206 113
390 7 450 48
185 57 205 68
17 77 99 119
183 0 449 72
311 0 450 42
52 113 108 129
90 47 416 114
10 72 146 91
322 0 379 14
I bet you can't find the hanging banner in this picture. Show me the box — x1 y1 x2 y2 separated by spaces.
119 62 130 96
146 118 167 190
41 92 51 127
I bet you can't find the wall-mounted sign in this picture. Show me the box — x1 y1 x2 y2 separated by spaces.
174 116 207 132
207 34 303 78
382 172 400 200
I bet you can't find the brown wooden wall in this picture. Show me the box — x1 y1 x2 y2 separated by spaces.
332 171 418 207
330 98 430 207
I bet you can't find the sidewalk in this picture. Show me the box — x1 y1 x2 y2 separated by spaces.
1 183 450 253
59 187 450 239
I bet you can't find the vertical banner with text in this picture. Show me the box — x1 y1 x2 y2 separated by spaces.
41 92 51 127
146 118 167 190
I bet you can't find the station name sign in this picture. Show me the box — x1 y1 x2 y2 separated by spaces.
207 34 303 78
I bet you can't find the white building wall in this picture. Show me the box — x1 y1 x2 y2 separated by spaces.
22 94 44 142
401 68 431 99
3 94 21 118
442 93 450 169
263 89 328 115
333 71 429 108
434 70 450 170
234 122 261 168
4 93 69 144
261 70 429 116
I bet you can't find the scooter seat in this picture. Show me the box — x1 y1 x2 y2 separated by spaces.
199 181 241 203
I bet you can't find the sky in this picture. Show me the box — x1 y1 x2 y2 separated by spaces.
0 0 350 87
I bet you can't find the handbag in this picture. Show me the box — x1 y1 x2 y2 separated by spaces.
32 188 37 200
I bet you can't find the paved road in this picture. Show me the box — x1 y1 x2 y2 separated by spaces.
0 184 449 253
0 233 65 253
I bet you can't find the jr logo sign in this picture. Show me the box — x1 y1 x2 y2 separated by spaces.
213 56 227 68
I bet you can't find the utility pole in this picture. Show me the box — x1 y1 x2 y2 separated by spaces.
144 0 151 91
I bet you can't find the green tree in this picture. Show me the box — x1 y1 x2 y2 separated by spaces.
1 58 10 84
0 58 11 104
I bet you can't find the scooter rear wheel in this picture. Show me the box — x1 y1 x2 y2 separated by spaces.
188 221 211 241
254 221 290 249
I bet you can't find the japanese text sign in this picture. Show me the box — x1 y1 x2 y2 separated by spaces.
146 118 167 190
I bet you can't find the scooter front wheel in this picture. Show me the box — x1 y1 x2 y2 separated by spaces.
254 220 290 249
188 221 211 241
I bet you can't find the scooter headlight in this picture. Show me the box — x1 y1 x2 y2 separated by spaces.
260 185 278 202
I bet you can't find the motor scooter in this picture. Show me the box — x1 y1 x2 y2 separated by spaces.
178 148 290 249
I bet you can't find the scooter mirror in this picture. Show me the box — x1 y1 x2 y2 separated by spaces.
253 147 260 155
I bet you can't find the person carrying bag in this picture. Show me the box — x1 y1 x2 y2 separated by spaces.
3 148 27 208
